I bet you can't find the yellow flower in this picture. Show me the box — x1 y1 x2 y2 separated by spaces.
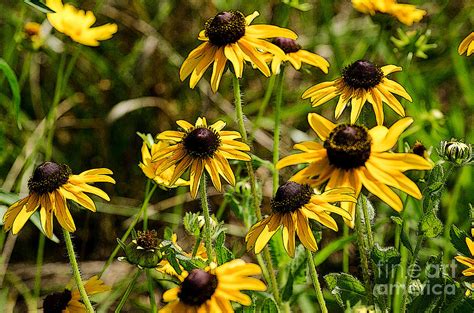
302 60 412 125
352 0 426 26
156 233 209 277
45 0 117 46
267 37 329 74
458 32 474 56
455 237 474 277
139 141 189 188
159 259 266 313
180 11 297 92
277 114 433 227
3 162 115 238
246 182 355 257
43 276 110 313
153 117 250 198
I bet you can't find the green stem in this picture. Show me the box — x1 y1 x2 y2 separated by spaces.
199 175 214 262
361 195 374 248
232 76 261 220
272 69 285 195
307 249 328 313
34 233 45 298
143 180 151 231
99 184 157 277
114 269 142 313
342 224 349 273
354 201 374 305
146 269 157 313
63 230 94 312
250 75 276 143
401 234 424 313
232 75 283 309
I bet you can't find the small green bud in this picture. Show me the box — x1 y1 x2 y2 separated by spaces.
438 139 473 165
119 229 163 268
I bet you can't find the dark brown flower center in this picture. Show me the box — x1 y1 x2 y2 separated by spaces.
178 269 218 306
43 289 72 313
342 60 383 89
271 182 313 213
272 37 301 54
205 11 246 46
136 230 159 250
183 127 221 159
324 124 371 170
412 141 427 158
28 162 71 195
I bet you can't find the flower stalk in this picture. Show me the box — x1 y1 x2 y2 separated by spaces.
273 68 285 195
62 230 94 313
199 174 214 262
307 249 328 313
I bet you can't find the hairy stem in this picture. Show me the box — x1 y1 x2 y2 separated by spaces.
307 249 328 313
199 175 214 262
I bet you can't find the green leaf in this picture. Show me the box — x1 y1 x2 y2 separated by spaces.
281 272 294 302
313 235 355 266
258 297 279 313
450 224 471 256
0 59 21 127
163 226 174 240
371 244 401 285
215 231 233 265
324 273 367 309
24 0 55 13
421 212 443 238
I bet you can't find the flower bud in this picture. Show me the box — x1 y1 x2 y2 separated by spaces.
118 230 163 268
438 139 472 166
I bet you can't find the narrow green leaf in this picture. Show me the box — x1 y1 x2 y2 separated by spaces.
281 272 294 302
314 235 355 266
24 0 55 13
450 224 470 256
258 297 279 313
0 59 21 127
215 231 233 265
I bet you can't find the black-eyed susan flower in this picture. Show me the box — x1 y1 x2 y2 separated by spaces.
153 117 250 198
159 259 266 313
246 182 355 257
43 276 110 313
455 237 474 277
156 233 208 277
459 32 474 56
140 141 189 188
180 11 297 92
3 162 115 238
302 60 412 125
352 0 426 26
267 37 330 74
277 113 433 227
45 0 117 46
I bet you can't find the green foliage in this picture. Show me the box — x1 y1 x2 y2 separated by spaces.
324 273 367 309
0 58 20 126
215 231 234 265
449 224 470 257
24 0 54 13
282 244 307 301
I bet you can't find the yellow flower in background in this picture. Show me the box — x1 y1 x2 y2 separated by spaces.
455 237 474 276
156 233 208 277
458 32 474 56
302 60 412 125
139 141 189 188
153 117 250 198
43 276 110 313
352 0 426 26
266 37 330 74
246 182 355 257
159 259 266 313
46 0 117 46
3 162 115 238
277 114 433 227
180 11 297 92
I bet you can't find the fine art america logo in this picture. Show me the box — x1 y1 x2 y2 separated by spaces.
373 260 459 296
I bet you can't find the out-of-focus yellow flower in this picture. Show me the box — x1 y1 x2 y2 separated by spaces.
139 141 189 188
45 0 117 46
458 32 474 56
352 0 426 26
